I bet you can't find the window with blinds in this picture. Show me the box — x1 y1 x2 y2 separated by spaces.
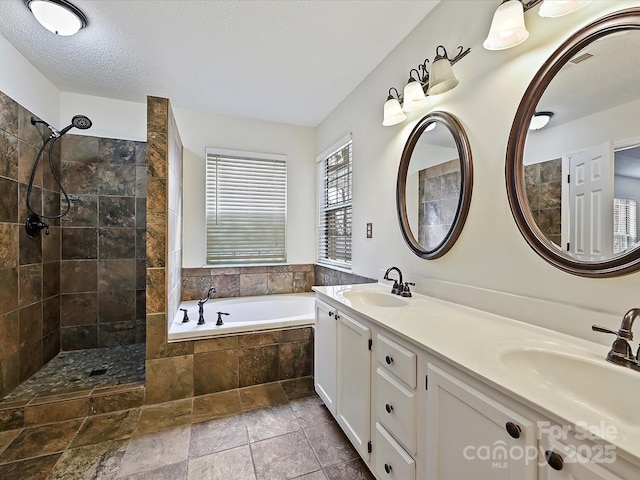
205 148 287 265
613 198 637 254
318 141 352 268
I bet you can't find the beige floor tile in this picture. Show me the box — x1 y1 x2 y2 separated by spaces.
244 404 301 442
119 460 188 479
290 396 333 430
304 422 357 468
189 414 247 458
188 445 256 480
323 458 375 480
251 430 320 480
239 383 289 411
117 425 190 477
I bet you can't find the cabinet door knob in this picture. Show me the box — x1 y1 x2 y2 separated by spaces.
384 463 393 474
328 311 333 317
505 422 521 439
385 403 393 414
545 450 564 471
385 355 393 365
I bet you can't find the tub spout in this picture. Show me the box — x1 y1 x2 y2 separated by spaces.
197 286 217 325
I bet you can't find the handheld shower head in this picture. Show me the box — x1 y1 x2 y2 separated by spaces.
58 115 92 136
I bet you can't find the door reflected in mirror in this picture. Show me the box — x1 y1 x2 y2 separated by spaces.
522 29 640 263
397 111 472 259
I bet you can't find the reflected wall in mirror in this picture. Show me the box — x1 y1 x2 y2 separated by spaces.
506 8 640 277
397 111 473 259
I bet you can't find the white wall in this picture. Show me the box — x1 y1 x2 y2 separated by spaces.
0 32 59 124
316 0 640 338
174 107 317 267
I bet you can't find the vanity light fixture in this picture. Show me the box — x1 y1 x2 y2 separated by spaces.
529 111 554 130
25 0 88 36
484 0 592 50
383 45 470 126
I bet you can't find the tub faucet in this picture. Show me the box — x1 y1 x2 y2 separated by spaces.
592 308 640 371
197 287 217 325
383 267 403 295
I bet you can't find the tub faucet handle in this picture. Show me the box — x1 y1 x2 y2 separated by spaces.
216 311 230 326
180 308 189 323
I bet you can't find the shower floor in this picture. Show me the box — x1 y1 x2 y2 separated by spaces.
0 344 145 405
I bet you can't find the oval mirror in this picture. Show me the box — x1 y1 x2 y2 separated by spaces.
397 111 473 259
506 8 640 277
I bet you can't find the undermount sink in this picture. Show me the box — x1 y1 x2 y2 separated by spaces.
342 290 409 308
497 344 640 428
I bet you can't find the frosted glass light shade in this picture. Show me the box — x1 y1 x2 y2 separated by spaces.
427 57 459 95
27 0 87 36
483 0 529 51
529 112 553 130
402 79 428 112
539 0 592 18
383 97 407 126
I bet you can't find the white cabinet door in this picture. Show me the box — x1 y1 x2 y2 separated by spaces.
539 435 623 480
337 310 371 461
314 299 337 416
426 363 536 480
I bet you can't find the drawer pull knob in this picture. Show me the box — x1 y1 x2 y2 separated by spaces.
385 355 393 365
545 450 564 471
328 311 333 317
385 403 393 414
505 422 521 439
384 463 393 474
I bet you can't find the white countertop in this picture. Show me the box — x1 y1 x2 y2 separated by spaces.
313 283 640 464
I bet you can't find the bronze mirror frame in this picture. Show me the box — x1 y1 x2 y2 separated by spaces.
506 7 640 278
397 111 473 259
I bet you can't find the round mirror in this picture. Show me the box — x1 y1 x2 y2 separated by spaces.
397 111 473 259
507 8 640 277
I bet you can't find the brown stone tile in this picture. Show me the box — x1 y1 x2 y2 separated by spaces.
60 134 99 163
0 224 19 269
18 264 41 307
60 293 97 326
324 458 375 480
251 430 320 479
0 418 83 462
41 226 60 263
42 332 59 364
47 439 127 480
98 320 137 347
61 325 98 350
244 403 301 443
238 331 281 347
98 259 136 292
18 228 41 266
189 413 248 458
98 290 136 323
146 313 193 359
60 161 98 195
71 408 140 447
268 265 292 273
145 355 194 404
0 310 20 361
146 177 167 224
32 388 92 403
0 130 18 181
18 302 42 350
19 339 43 382
238 345 279 388
0 177 18 223
282 377 316 401
60 260 97 293
194 350 238 395
60 194 98 227
294 271 315 293
99 196 135 227
0 404 24 432
0 91 19 136
99 138 138 165
305 422 358 468
0 354 20 402
0 429 20 456
211 273 240 298
119 425 190 477
91 386 144 415
147 134 168 180
146 221 166 268
0 267 18 316
268 272 294 294
193 335 239 353
192 390 242 423
239 273 268 296
181 275 215 301
119 460 187 480
239 382 288 411
25 397 89 425
290 394 332 429
98 164 136 195
42 262 59 299
0 452 62 480
279 340 313 380
98 227 136 259
135 398 192 435
281 327 312 343
42 296 60 335
146 268 165 314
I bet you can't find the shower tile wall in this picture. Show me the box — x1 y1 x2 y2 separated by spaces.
524 159 562 246
0 90 61 398
59 134 147 350
418 159 461 250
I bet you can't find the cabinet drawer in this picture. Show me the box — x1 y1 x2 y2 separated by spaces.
376 333 416 388
376 367 417 454
375 422 415 480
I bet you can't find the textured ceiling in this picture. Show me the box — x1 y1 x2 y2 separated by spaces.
0 0 440 127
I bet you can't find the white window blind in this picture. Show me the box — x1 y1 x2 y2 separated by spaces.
206 149 287 265
318 141 352 268
613 198 637 254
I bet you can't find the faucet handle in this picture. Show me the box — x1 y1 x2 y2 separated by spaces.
592 325 618 336
401 282 415 298
390 281 401 295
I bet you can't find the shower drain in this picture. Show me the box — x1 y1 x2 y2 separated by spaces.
89 368 108 377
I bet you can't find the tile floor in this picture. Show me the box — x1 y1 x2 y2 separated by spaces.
0 380 375 480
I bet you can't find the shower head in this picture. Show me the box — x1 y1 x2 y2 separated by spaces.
58 115 92 136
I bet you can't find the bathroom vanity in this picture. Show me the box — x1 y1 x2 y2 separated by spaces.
313 283 640 480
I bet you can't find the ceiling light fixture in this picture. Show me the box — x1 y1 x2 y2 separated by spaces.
25 0 88 36
529 111 554 130
484 0 592 50
383 45 470 126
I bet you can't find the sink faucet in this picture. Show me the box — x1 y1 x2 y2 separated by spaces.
593 308 640 371
383 267 403 295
